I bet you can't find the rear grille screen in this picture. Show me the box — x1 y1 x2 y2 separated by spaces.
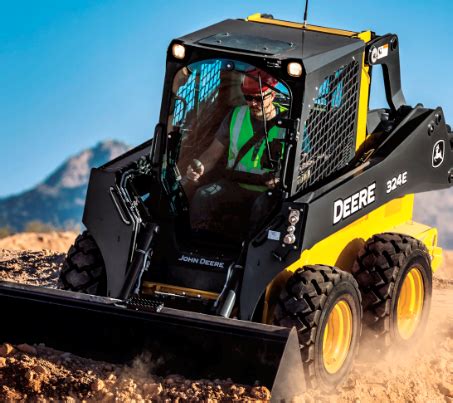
297 60 360 193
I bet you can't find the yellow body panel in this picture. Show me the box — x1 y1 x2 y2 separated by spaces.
355 31 373 151
246 14 358 37
285 194 442 273
263 195 442 323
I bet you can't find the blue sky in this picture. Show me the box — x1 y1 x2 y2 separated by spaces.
1 0 452 197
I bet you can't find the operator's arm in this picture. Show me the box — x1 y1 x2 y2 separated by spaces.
186 111 232 182
186 138 226 182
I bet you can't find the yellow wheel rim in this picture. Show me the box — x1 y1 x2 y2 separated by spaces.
397 267 425 340
322 300 353 374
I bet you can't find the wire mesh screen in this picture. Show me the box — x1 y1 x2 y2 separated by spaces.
173 61 222 125
173 73 196 125
199 60 222 102
296 60 360 193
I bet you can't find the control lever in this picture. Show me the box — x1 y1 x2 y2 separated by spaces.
181 159 203 186
192 159 203 174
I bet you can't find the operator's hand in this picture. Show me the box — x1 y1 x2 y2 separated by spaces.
186 162 205 182
265 177 280 189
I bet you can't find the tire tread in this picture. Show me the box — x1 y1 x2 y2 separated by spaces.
351 232 429 340
58 231 106 295
274 265 361 388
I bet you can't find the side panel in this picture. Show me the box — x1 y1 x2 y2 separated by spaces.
285 194 442 273
83 142 153 298
299 106 453 252
83 169 133 297
240 106 452 320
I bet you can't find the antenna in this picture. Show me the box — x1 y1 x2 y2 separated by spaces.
303 0 309 27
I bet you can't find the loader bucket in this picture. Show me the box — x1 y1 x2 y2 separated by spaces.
0 281 305 401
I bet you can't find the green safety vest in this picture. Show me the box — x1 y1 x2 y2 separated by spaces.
227 105 286 191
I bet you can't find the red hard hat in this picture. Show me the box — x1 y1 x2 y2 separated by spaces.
241 69 278 95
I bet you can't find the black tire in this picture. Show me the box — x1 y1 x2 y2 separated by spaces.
58 231 107 296
273 266 362 391
352 233 432 346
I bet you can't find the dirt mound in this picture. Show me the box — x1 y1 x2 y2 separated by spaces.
0 343 268 401
0 249 64 287
0 232 77 253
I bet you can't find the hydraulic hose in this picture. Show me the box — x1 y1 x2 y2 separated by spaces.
119 223 159 300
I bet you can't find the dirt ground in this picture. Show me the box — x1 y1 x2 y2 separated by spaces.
0 231 77 253
0 237 452 402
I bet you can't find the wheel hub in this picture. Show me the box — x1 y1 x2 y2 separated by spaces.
397 267 425 340
322 299 353 374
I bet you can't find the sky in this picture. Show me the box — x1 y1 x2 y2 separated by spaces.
1 0 452 197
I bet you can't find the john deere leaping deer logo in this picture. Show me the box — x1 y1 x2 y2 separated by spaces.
432 140 445 168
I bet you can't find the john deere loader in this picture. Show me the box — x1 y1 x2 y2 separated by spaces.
1 14 452 399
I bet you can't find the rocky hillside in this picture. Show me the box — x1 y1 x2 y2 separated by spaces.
0 141 129 232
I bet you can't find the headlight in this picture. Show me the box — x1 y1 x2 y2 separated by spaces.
287 62 303 77
172 44 186 60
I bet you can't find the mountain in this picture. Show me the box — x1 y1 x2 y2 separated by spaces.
0 140 130 231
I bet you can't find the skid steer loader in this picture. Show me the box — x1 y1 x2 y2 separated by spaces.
1 14 453 399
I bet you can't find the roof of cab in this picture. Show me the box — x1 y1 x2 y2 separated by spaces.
177 17 365 62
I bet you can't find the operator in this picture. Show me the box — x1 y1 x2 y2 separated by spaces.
184 68 287 237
